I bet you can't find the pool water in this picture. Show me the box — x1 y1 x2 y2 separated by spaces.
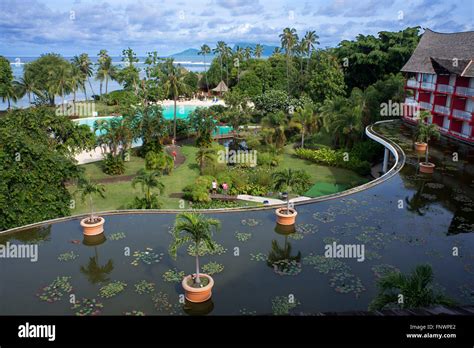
1 120 472 315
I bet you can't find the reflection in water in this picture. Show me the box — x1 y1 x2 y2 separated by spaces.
80 233 114 284
405 179 429 216
0 225 51 244
183 298 214 316
267 224 302 275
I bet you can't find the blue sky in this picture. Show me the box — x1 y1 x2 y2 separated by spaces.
1 0 473 57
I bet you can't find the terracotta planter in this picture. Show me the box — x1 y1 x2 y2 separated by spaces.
275 207 297 226
415 142 427 153
182 274 214 303
80 217 105 236
419 162 435 174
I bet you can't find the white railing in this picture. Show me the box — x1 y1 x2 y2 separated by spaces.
419 101 432 110
436 84 454 94
434 105 450 115
420 82 435 91
452 109 472 121
404 97 417 105
456 86 474 97
406 79 418 88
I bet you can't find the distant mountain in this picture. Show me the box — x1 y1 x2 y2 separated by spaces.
169 43 278 60
232 43 278 57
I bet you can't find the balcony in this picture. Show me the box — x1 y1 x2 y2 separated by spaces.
406 79 418 88
404 97 417 106
434 105 450 115
420 82 435 91
436 84 454 94
452 109 472 121
419 101 432 110
455 86 474 97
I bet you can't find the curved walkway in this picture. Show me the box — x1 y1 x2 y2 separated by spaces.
0 120 406 234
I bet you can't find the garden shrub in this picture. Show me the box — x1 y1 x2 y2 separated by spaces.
103 153 125 175
295 148 370 176
257 152 280 167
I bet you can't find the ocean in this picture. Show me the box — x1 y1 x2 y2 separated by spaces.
1 55 210 110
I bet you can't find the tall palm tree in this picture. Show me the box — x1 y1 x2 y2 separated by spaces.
254 44 264 59
272 168 311 214
72 54 95 99
131 169 164 209
234 46 244 83
198 44 211 96
272 47 282 55
16 70 35 104
303 31 320 71
195 147 217 174
291 103 315 148
55 62 72 111
75 178 106 223
212 41 227 84
243 47 252 61
160 59 189 140
169 213 221 285
68 64 85 115
279 27 298 96
369 264 455 311
96 50 116 96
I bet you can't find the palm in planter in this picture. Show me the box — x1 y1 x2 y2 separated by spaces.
169 212 221 303
272 169 311 224
416 115 440 173
76 178 106 235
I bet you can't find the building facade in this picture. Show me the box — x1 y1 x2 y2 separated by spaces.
401 29 474 144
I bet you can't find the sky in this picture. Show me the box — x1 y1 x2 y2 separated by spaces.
0 0 473 57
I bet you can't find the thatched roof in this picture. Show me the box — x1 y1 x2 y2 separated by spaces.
401 29 474 77
212 80 228 93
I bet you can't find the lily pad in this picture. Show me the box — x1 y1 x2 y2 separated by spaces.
108 232 126 241
71 298 103 316
202 261 224 275
271 295 300 315
235 231 252 242
99 281 127 298
37 276 73 303
58 251 79 262
162 269 185 283
134 280 156 294
131 248 164 266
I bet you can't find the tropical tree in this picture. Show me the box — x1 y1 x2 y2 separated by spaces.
15 69 36 105
195 147 217 175
291 103 316 148
96 49 116 96
369 264 455 311
261 111 287 148
160 58 189 140
416 113 440 163
279 27 299 96
243 47 252 61
189 107 217 147
198 44 211 95
76 178 106 223
302 31 320 70
131 169 164 209
272 168 311 214
116 48 141 94
169 212 221 285
253 44 264 58
213 41 228 84
72 53 95 99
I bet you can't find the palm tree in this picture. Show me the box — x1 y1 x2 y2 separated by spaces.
131 169 164 209
243 47 252 61
68 64 85 115
169 213 221 285
234 46 244 83
272 47 282 55
72 54 95 99
198 44 211 96
56 62 72 109
75 178 106 223
253 44 264 58
416 113 441 164
272 168 311 214
161 59 189 140
291 103 315 148
279 27 298 96
369 264 455 311
213 41 227 85
195 147 217 174
16 71 35 104
303 31 319 71
261 111 287 148
1 80 20 109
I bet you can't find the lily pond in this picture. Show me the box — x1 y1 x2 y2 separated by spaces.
0 120 473 315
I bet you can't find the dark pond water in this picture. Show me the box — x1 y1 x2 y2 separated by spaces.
0 120 473 315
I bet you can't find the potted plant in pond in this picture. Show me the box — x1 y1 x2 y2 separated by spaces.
76 177 106 236
169 212 221 303
272 169 310 225
414 110 431 153
416 115 440 174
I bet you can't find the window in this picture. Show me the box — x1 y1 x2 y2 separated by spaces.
421 74 435 83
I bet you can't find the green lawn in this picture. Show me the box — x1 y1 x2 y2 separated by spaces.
280 146 369 193
70 144 369 214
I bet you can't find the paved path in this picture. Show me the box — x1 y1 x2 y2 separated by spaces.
237 194 312 205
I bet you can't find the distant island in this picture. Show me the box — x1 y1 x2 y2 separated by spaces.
169 43 278 59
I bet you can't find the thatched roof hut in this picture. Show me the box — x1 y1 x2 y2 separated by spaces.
211 80 229 95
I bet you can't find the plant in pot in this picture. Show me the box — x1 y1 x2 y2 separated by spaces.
414 110 431 153
416 115 440 174
272 168 311 225
76 177 106 236
169 212 221 303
